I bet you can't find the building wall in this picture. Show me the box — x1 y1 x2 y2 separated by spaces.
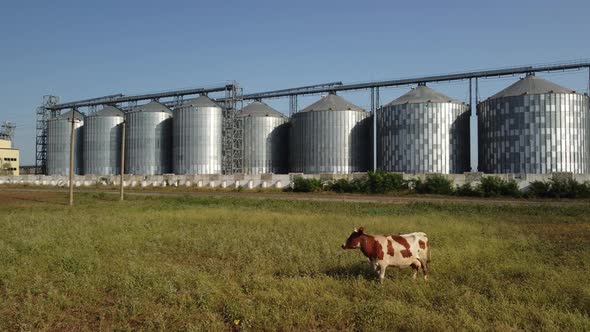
290 110 370 174
478 93 589 174
378 102 470 174
242 116 289 174
0 139 19 176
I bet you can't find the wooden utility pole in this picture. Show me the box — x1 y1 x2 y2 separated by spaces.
69 109 76 206
120 121 126 201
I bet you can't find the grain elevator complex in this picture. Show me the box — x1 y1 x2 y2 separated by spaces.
36 60 590 177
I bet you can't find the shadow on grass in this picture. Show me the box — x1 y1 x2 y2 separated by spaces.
324 262 378 281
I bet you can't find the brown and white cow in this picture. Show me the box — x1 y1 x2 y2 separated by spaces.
341 227 430 282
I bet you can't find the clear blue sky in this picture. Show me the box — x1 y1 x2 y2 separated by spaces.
1 0 589 168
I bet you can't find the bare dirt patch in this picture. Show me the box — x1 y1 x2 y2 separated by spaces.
0 191 66 206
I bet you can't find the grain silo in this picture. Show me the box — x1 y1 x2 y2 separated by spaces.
173 95 222 174
83 106 124 175
240 101 289 174
124 101 173 175
377 84 470 174
478 74 589 174
46 110 84 175
290 93 370 173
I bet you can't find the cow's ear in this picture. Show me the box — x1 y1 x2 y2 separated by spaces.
358 227 365 234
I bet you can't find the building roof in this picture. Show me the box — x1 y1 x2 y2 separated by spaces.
131 101 172 114
300 93 365 113
489 75 576 99
239 101 285 118
0 138 14 149
384 85 462 106
180 95 222 108
88 105 124 117
54 110 85 121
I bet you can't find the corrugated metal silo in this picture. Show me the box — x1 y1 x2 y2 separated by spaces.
377 84 470 174
478 75 590 174
83 106 124 175
240 101 288 174
46 110 84 175
173 95 223 174
290 93 370 173
125 101 173 175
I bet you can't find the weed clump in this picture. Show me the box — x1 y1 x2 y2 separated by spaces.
327 178 368 193
292 177 323 192
527 176 590 199
455 182 480 197
366 171 407 194
477 176 521 197
413 175 454 195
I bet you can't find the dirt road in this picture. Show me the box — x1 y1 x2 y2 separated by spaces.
1 187 588 206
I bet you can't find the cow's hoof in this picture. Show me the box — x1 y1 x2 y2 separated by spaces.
424 275 429 281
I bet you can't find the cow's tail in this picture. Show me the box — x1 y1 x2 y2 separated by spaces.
426 238 431 263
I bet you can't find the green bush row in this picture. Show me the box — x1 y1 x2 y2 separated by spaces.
455 176 520 198
293 171 409 194
291 172 590 199
527 177 590 198
293 172 462 195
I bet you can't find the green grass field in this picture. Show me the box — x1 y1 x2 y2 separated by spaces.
0 191 589 331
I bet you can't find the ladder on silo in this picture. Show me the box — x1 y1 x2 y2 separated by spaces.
35 95 60 175
221 83 243 174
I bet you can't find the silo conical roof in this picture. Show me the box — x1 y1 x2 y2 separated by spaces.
180 95 221 108
239 101 285 118
131 101 172 114
300 93 365 113
55 110 85 121
89 105 124 117
385 85 462 107
489 75 576 99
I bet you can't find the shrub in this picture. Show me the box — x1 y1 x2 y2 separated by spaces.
292 177 323 193
477 176 503 197
327 178 369 193
327 179 352 193
573 181 590 198
477 176 521 197
366 171 406 194
527 180 552 198
455 182 480 197
500 179 521 197
550 177 590 199
527 177 590 199
349 177 369 193
414 175 454 195
551 177 573 198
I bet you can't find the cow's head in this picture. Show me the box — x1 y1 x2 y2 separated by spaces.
341 227 365 249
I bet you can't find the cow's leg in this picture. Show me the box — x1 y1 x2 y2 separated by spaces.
368 258 379 272
411 260 421 280
418 258 428 281
378 263 387 283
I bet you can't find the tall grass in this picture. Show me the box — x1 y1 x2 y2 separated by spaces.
0 193 589 330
